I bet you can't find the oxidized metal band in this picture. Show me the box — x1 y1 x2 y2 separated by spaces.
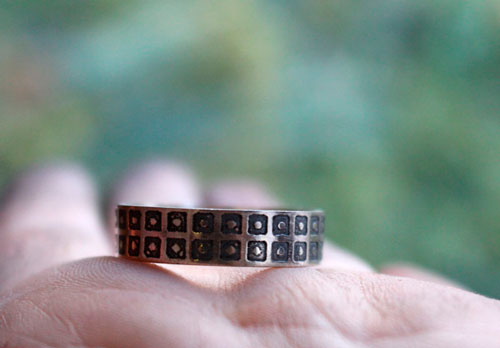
116 205 324 267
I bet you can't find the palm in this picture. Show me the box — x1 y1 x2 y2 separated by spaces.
1 163 499 348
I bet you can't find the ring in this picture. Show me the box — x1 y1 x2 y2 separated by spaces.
116 205 324 267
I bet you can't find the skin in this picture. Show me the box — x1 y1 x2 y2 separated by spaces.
0 162 499 348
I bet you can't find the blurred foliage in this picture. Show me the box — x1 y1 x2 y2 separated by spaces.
0 0 499 297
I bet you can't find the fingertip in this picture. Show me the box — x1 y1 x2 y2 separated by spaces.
0 161 109 291
109 160 201 207
204 179 279 208
2 161 95 208
0 161 99 229
107 160 201 236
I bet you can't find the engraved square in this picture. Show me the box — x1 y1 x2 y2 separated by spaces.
193 212 214 234
118 235 126 255
145 210 162 231
166 238 186 259
220 240 241 261
247 241 267 262
272 214 290 236
128 235 140 257
295 215 308 235
293 242 307 262
167 211 187 232
309 242 319 261
311 216 320 235
191 239 213 261
118 209 126 229
271 242 289 262
144 236 161 258
129 210 141 230
248 214 267 235
221 213 242 234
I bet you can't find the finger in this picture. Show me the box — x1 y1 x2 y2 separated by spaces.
107 160 201 235
204 180 280 208
380 263 465 288
109 160 201 207
0 163 109 291
204 180 372 284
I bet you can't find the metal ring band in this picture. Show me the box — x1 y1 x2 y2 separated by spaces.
116 205 325 267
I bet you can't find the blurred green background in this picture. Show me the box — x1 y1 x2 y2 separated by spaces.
1 1 499 297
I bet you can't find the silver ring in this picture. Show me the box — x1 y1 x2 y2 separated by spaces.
116 205 324 267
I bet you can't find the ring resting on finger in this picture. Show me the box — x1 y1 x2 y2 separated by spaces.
116 205 325 267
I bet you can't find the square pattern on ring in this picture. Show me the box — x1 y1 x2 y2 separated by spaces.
128 210 141 230
118 235 126 255
220 240 241 261
128 236 140 256
145 210 162 231
271 242 289 262
191 239 214 261
144 236 161 258
118 209 126 229
247 241 267 262
167 238 186 259
295 215 308 235
248 214 267 235
310 216 320 235
273 215 290 236
221 213 242 234
294 242 307 261
193 212 214 234
168 211 187 232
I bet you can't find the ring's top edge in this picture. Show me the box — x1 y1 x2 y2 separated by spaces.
117 204 324 214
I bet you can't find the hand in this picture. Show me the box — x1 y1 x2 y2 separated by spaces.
1 162 499 347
